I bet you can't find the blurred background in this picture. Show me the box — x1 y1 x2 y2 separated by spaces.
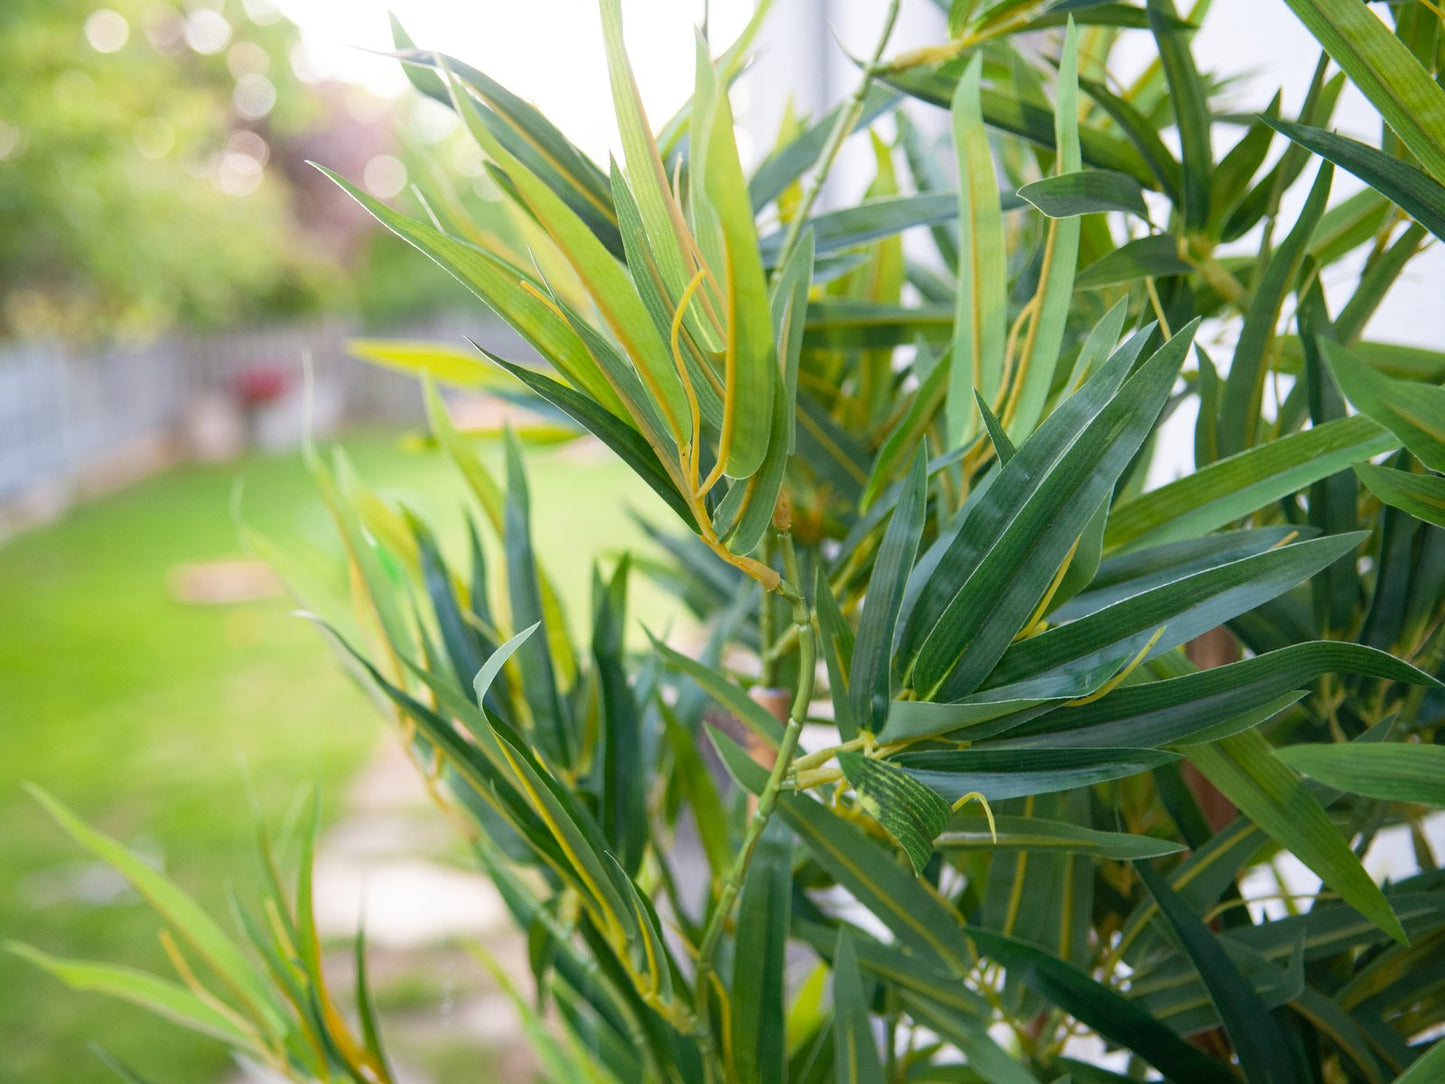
2 1 1442 1081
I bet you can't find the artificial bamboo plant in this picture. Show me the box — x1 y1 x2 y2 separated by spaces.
18 0 1445 1081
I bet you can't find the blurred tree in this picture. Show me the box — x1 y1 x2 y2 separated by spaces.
0 0 339 340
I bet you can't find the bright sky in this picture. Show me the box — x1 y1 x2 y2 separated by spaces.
275 0 754 159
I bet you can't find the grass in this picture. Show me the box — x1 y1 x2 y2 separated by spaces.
0 427 677 1083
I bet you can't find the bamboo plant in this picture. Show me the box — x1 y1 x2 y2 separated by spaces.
17 0 1445 1081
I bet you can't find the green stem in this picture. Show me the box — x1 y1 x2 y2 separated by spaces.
693 534 816 1076
759 533 779 687
770 0 903 278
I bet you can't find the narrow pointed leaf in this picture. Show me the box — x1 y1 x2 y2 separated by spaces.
1001 640 1435 748
1018 169 1148 219
1275 743 1445 807
937 816 1184 859
1355 464 1445 530
1076 235 1192 288
986 533 1367 694
1279 0 1445 185
895 746 1179 803
1137 861 1301 1084
913 321 1198 700
1009 22 1083 441
838 752 951 874
1147 0 1212 228
7 945 258 1050
1266 119 1445 243
1183 729 1406 943
732 821 791 1084
850 451 928 734
318 166 627 418
1322 339 1445 474
26 788 282 1035
1219 163 1333 455
832 931 885 1084
1105 414 1397 550
948 55 1009 446
962 928 1235 1083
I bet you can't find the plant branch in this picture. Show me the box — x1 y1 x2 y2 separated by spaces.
692 533 816 1073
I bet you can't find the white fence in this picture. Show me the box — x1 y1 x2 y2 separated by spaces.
0 310 526 526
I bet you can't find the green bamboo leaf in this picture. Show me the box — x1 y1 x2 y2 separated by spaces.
1218 163 1334 455
709 727 975 969
771 227 813 456
1183 729 1406 943
948 55 1009 446
1267 119 1445 243
440 67 692 440
1279 0 1445 185
1322 339 1445 474
938 816 1183 859
975 389 1016 464
1137 862 1301 1084
7 944 259 1050
1077 75 1183 200
1105 414 1397 551
1018 170 1148 219
986 533 1368 696
1334 222 1429 344
410 512 487 694
486 356 698 532
895 746 1179 804
880 68 1158 184
502 430 572 765
962 928 1235 1083
731 820 791 1084
1000 640 1435 749
1355 464 1445 530
1147 0 1212 229
714 309 793 553
347 338 516 389
851 451 928 734
599 0 694 316
1206 95 1280 237
1009 21 1083 441
1076 235 1192 288
352 925 393 1080
1055 527 1304 624
609 163 725 429
695 50 776 480
758 193 974 266
1275 743 1445 807
899 318 1151 675
388 26 621 255
317 166 628 419
25 787 284 1037
912 320 1199 701
594 559 645 874
1126 927 1306 1045
815 561 859 741
832 930 885 1084
838 751 951 874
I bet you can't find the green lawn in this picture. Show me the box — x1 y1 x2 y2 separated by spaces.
0 430 677 1083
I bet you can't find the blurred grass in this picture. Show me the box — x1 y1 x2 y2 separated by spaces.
0 427 677 1083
